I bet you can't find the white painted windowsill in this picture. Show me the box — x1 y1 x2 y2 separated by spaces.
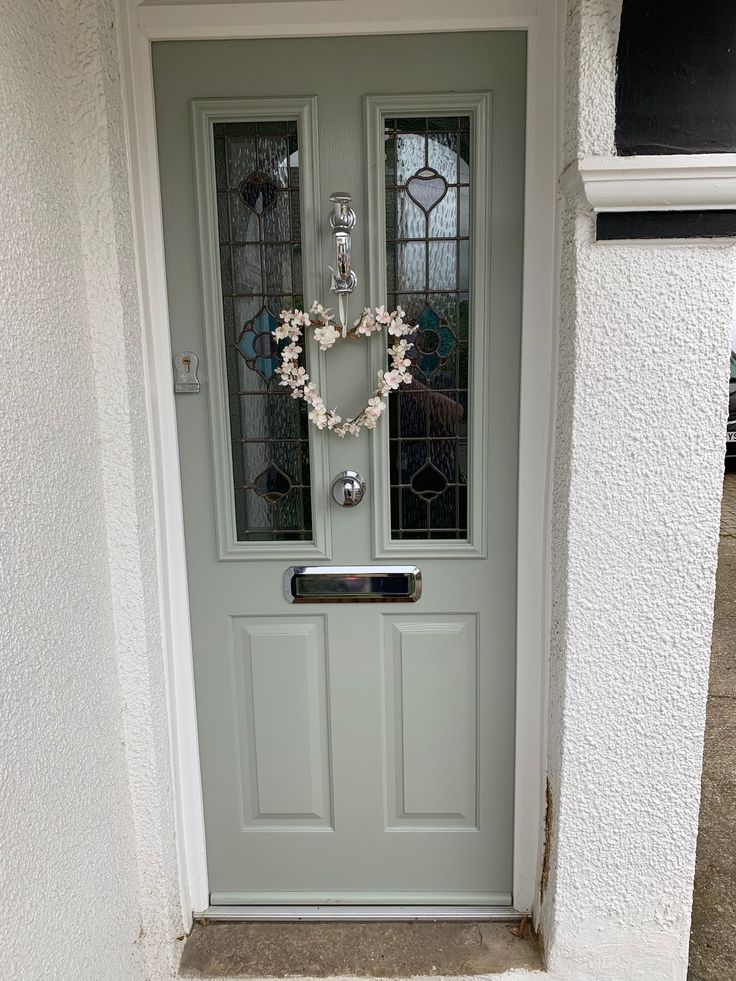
564 153 736 212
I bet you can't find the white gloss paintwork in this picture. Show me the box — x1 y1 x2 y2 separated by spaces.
571 152 736 212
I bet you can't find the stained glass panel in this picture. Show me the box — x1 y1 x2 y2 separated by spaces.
213 120 312 542
384 116 471 540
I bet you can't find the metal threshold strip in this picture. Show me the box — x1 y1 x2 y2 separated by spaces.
197 905 523 922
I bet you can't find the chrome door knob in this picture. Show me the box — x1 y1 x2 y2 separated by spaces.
331 470 366 507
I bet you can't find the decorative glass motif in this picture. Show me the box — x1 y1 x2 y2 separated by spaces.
238 172 279 215
213 119 312 542
410 460 448 501
405 167 448 213
384 116 471 539
253 463 292 502
237 306 280 381
412 305 457 381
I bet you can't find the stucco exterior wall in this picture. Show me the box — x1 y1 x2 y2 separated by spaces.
2 1 734 980
0 0 180 978
539 2 736 979
0 0 142 977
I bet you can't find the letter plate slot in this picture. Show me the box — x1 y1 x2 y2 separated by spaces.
284 566 422 604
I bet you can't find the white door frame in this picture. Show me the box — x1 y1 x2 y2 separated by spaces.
117 0 561 923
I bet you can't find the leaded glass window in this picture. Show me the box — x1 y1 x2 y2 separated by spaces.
384 117 471 540
213 120 312 541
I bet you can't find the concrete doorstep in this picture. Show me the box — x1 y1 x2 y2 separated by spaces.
178 920 542 978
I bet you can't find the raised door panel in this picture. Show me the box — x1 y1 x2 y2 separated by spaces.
383 615 478 828
231 617 333 828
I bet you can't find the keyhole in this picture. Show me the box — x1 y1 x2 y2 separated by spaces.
181 356 191 373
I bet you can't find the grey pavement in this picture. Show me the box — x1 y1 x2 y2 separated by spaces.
688 473 736 981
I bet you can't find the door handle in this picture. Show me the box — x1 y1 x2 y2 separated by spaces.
331 470 366 507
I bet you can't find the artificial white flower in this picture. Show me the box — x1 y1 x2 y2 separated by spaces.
388 318 409 337
282 343 302 361
354 310 380 336
381 369 403 391
313 322 341 350
391 355 412 372
308 394 328 428
366 396 385 415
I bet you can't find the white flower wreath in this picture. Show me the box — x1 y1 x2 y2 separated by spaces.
273 302 418 437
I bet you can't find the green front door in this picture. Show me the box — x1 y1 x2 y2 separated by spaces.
153 31 526 907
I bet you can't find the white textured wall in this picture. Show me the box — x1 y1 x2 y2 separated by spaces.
0 0 181 978
540 2 736 979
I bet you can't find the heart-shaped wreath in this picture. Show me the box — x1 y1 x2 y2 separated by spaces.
274 302 418 437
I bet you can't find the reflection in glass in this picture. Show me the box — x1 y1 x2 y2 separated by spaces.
384 116 471 540
213 120 312 542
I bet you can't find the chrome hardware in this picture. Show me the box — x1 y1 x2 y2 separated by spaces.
174 351 200 393
329 192 357 294
284 566 422 604
331 469 366 507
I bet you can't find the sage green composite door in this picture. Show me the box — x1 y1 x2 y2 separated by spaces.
153 32 526 908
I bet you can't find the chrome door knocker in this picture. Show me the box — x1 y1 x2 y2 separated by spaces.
328 192 357 296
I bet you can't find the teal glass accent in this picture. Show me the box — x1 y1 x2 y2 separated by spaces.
413 305 457 379
237 306 280 381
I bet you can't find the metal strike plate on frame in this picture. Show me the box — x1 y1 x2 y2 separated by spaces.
174 351 200 393
284 566 422 604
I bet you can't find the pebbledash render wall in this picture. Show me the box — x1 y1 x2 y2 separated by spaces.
1 1 733 980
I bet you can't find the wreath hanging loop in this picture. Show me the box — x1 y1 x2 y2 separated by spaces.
274 302 418 437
